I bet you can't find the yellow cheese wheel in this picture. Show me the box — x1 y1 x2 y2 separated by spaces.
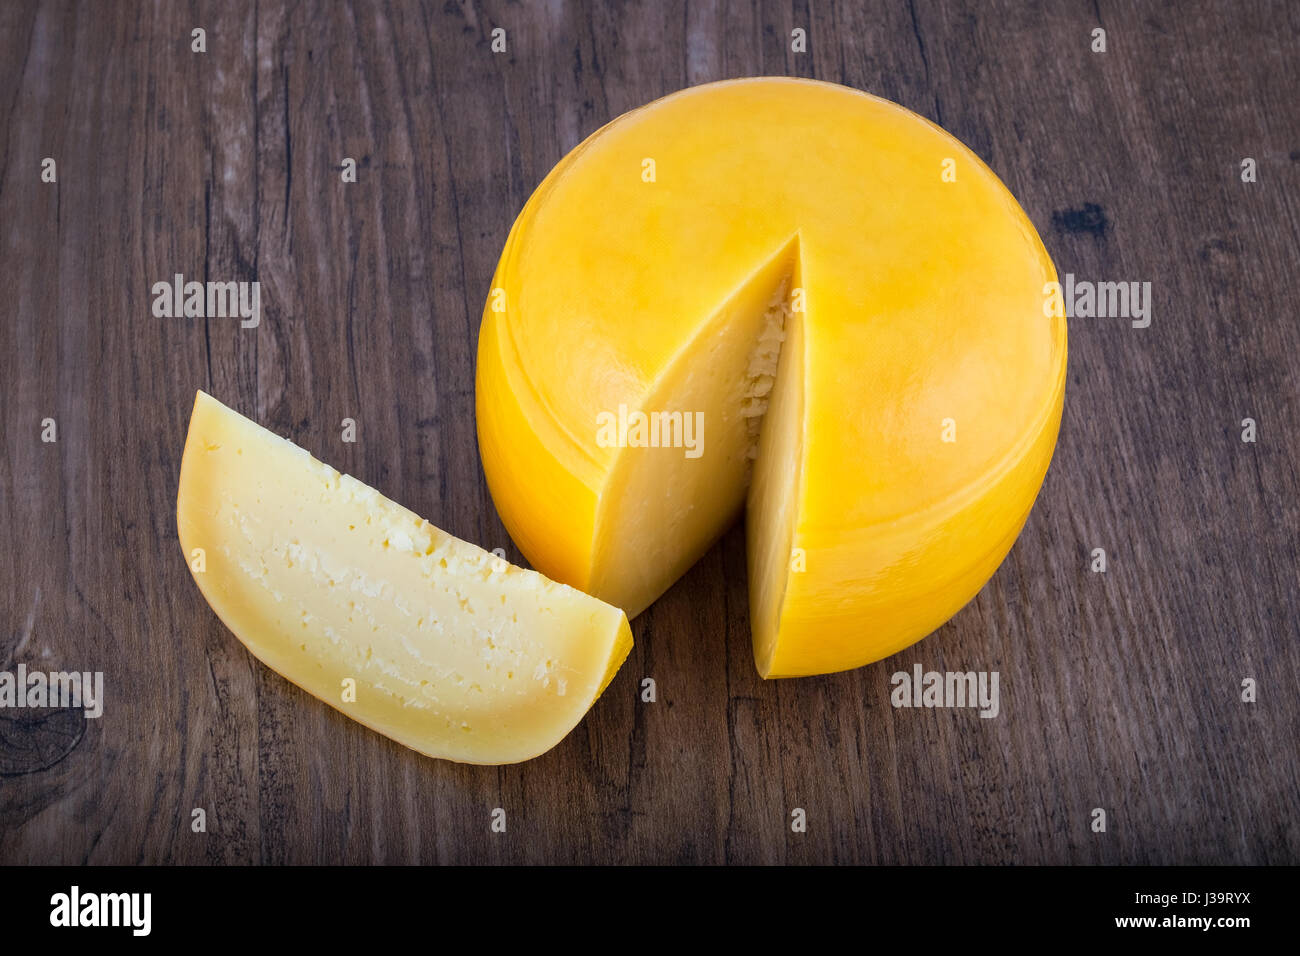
477 78 1066 678
177 391 631 764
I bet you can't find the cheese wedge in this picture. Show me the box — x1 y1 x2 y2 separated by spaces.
177 391 632 764
477 78 1066 677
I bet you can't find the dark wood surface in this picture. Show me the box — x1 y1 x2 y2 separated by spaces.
1 0 1296 865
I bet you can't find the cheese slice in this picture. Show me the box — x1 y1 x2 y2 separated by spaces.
177 391 632 764
476 78 1066 677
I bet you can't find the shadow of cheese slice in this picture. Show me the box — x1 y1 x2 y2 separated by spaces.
477 78 1067 678
177 391 632 764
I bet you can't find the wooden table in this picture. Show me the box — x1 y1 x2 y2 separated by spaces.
1 0 1296 865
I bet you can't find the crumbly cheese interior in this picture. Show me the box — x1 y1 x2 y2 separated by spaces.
741 279 792 462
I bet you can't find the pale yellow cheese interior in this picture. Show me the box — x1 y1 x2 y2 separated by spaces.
589 239 798 614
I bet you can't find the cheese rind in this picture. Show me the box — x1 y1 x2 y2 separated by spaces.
177 391 632 764
478 78 1066 676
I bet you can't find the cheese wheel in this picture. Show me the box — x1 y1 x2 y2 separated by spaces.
476 78 1066 678
177 391 632 764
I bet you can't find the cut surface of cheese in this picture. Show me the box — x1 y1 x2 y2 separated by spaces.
477 78 1066 677
177 391 632 764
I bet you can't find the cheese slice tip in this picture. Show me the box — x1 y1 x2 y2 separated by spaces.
177 390 632 764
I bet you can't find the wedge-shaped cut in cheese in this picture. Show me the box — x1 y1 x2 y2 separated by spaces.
177 391 632 764
476 77 1067 677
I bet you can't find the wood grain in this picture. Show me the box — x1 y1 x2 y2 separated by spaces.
0 0 1296 864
